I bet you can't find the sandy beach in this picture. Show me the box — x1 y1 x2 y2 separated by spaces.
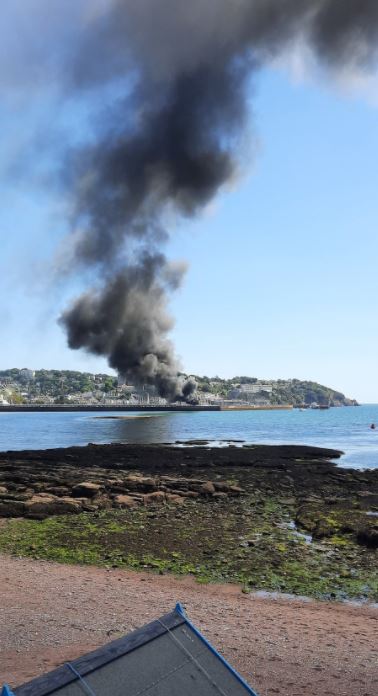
0 554 377 696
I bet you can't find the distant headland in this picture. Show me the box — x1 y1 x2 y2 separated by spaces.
0 368 358 410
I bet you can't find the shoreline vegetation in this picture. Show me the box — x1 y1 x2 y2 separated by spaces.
0 443 376 602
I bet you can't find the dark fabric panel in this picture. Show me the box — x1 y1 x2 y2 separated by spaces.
50 623 252 696
13 613 254 696
179 631 252 696
14 612 185 696
52 630 207 696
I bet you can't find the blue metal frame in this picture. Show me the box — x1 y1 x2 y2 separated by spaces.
174 603 259 696
1 686 16 696
2 604 259 696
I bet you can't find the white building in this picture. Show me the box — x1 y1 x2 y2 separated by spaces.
20 368 35 381
238 383 273 394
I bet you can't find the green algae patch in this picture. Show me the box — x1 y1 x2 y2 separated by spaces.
0 493 376 602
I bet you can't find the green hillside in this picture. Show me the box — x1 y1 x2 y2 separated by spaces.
0 369 357 406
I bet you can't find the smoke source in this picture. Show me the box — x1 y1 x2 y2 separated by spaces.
55 0 378 399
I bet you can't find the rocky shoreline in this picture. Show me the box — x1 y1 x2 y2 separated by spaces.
0 443 377 600
0 443 345 519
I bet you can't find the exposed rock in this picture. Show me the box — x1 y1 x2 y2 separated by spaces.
0 499 25 517
168 489 197 498
213 482 230 492
161 477 186 487
126 475 157 492
72 482 102 498
312 520 335 539
229 485 243 495
166 494 186 505
88 495 111 510
0 443 376 535
106 479 127 492
46 486 71 497
129 494 145 503
113 494 140 509
60 497 84 510
296 507 336 540
2 491 33 501
143 491 166 505
356 526 378 549
140 477 159 491
32 492 57 499
24 495 82 519
200 482 215 496
296 506 318 533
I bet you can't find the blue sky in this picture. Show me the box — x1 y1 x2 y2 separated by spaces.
0 63 377 402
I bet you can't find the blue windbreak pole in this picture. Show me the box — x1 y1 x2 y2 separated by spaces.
1 686 15 696
174 603 259 696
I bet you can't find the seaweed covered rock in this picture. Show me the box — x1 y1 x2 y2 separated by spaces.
356 524 378 549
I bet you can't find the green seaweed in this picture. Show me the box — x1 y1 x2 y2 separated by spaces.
0 491 376 602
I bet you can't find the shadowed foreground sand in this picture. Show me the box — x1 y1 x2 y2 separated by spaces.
0 555 377 696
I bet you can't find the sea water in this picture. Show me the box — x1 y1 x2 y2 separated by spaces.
0 404 377 468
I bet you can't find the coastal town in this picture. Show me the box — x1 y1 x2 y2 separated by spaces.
0 368 357 409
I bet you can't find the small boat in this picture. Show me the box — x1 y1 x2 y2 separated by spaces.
2 603 258 696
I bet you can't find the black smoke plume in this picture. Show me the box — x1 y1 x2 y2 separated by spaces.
60 254 196 401
59 0 378 399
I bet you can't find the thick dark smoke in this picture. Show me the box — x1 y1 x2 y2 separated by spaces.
60 253 195 400
59 0 378 399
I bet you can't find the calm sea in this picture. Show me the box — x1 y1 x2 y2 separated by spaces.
0 405 377 469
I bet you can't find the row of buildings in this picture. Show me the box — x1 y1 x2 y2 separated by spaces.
197 382 274 407
0 371 168 407
0 368 277 407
